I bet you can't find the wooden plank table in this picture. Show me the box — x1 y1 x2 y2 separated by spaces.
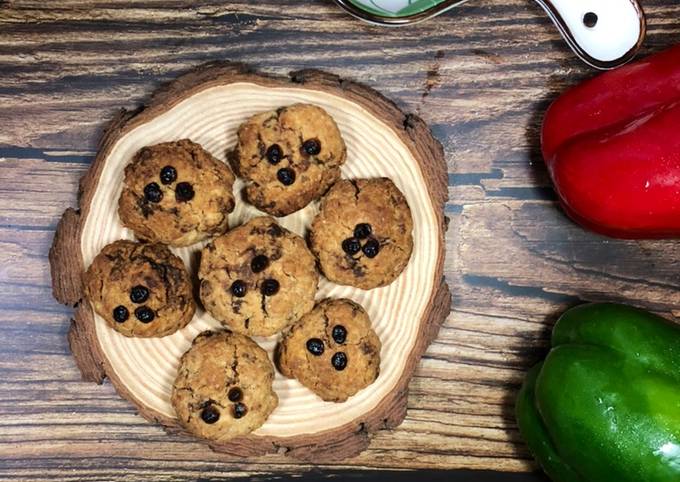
1 1 679 480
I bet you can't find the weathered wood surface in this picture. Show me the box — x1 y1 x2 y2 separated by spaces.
1 0 680 480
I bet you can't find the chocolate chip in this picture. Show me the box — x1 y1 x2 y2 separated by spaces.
228 387 243 402
277 168 295 186
175 182 195 202
306 338 325 356
134 306 155 323
261 278 280 296
301 139 321 156
332 325 347 344
266 144 283 164
113 305 129 323
362 239 380 258
342 237 361 255
232 402 248 419
201 405 220 424
331 352 348 371
231 280 247 298
267 223 283 237
144 182 163 203
160 165 177 185
129 285 149 304
354 223 372 239
251 255 269 273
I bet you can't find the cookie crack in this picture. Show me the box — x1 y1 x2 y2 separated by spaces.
260 290 269 316
231 298 243 315
348 179 361 203
343 253 366 278
136 194 155 219
189 146 202 169
279 122 315 171
256 132 266 160
133 253 175 312
231 342 240 385
177 385 196 424
321 309 331 346
278 264 298 284
218 335 238 403
387 239 407 254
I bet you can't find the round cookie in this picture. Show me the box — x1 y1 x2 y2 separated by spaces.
309 178 414 290
118 139 236 247
171 330 278 442
276 298 381 402
199 216 319 337
83 240 196 338
231 104 347 216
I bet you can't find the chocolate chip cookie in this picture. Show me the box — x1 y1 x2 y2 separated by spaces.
199 216 319 337
171 330 278 442
309 178 413 290
83 240 196 337
119 139 236 247
276 298 381 402
231 104 347 216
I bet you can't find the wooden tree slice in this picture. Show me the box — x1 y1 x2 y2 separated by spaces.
49 62 450 462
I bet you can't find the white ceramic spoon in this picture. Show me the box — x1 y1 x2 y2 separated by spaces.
535 0 646 69
336 0 646 69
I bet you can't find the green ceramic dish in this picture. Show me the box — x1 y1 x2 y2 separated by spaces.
337 0 468 24
349 0 450 17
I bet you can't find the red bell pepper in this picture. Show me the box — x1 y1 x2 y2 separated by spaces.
542 44 680 238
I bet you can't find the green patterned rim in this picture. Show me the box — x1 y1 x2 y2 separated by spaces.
348 0 447 17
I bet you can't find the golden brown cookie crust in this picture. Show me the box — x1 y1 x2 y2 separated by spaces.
276 298 381 403
199 216 319 337
171 330 278 442
83 240 196 338
309 178 414 290
118 139 236 247
231 104 347 216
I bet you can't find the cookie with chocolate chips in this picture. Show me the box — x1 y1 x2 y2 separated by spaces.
231 104 347 216
83 240 196 337
118 139 236 247
171 330 278 442
198 216 319 337
276 298 381 402
309 178 413 290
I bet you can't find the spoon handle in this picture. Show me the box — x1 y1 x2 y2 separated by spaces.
535 0 646 69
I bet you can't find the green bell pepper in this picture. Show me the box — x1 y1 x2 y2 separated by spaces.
516 303 680 482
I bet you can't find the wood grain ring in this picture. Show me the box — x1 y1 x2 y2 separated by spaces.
49 62 451 461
